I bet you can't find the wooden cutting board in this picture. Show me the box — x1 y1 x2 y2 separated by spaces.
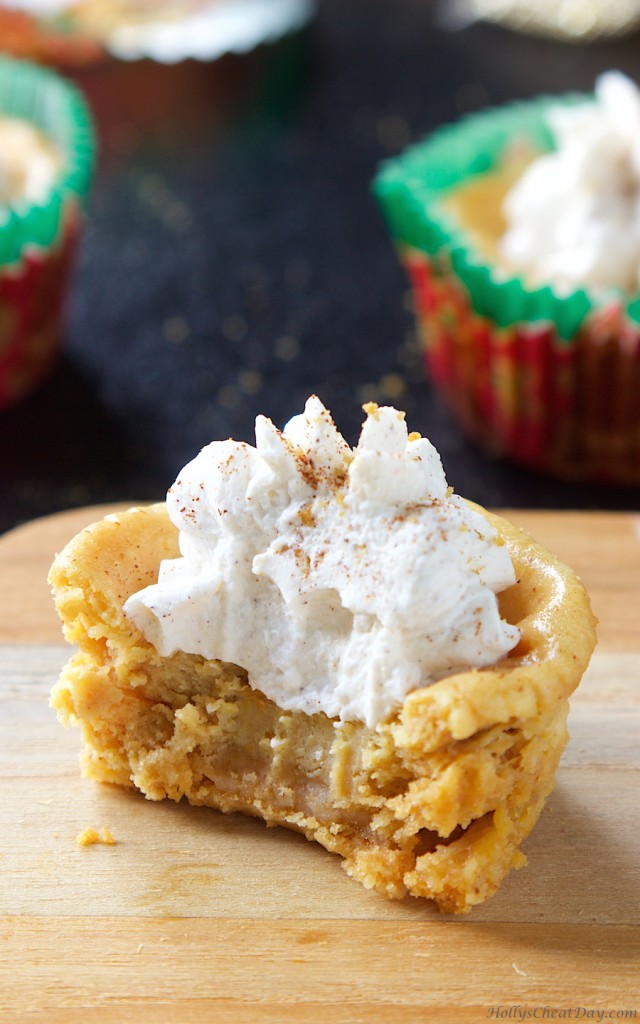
1 505 638 1023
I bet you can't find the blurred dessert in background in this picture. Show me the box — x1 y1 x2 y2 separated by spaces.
450 0 640 41
375 72 640 484
446 73 640 298
0 56 93 410
0 0 314 64
0 0 315 149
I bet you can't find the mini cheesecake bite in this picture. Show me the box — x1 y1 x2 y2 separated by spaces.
49 397 596 913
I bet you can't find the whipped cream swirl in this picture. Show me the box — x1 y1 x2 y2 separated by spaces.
500 71 640 296
125 397 520 727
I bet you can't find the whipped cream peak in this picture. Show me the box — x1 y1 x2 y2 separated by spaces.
500 70 640 296
125 398 520 727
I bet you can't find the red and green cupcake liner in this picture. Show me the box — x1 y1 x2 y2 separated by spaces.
0 56 94 410
375 93 640 484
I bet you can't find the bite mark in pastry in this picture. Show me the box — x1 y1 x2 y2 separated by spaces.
49 398 596 913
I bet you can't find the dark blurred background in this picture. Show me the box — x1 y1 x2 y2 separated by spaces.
2 0 640 535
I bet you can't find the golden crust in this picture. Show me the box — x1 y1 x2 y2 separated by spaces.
49 502 596 913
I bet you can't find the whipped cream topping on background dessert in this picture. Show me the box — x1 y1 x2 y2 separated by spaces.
3 0 315 63
0 116 63 209
104 0 314 62
500 71 640 296
125 397 520 727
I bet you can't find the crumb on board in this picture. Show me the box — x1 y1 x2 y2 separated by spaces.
76 826 117 848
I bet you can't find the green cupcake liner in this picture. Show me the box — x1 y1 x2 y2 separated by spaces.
373 91 617 341
0 54 95 269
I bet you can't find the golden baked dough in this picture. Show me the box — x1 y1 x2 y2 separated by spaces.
49 503 596 913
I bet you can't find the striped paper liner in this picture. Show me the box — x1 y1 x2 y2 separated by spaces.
402 248 640 483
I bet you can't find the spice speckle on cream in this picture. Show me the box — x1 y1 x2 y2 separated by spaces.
124 397 520 727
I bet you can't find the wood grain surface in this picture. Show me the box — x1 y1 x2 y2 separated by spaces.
0 505 638 1023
